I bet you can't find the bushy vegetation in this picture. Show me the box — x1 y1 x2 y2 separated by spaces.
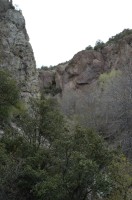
0 70 19 124
94 40 105 51
44 84 62 96
41 65 57 71
0 69 132 200
85 45 93 50
99 69 121 89
41 66 49 71
85 29 132 52
107 29 132 44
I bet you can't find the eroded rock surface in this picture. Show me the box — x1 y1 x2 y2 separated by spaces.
39 33 132 115
0 0 39 103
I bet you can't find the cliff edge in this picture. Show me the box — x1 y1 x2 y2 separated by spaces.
0 0 39 103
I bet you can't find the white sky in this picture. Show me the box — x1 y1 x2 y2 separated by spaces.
13 0 132 67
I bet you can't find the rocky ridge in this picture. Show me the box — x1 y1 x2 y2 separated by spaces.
39 31 132 114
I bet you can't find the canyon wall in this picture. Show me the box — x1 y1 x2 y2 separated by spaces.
0 0 39 103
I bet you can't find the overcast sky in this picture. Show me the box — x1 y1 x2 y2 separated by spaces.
13 0 132 68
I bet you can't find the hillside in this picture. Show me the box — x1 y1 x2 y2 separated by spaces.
0 1 132 200
39 29 132 159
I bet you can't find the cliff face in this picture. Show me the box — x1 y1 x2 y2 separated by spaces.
0 2 131 156
39 34 132 158
0 0 39 103
39 32 132 114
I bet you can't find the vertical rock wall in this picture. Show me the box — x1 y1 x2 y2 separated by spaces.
0 0 39 103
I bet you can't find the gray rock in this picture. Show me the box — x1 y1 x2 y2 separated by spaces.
0 4 39 103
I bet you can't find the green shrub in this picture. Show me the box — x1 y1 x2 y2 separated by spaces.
85 45 93 50
99 69 121 89
0 70 19 123
94 40 105 51
107 29 132 44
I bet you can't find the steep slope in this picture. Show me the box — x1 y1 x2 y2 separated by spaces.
39 30 132 113
39 30 132 158
0 0 39 103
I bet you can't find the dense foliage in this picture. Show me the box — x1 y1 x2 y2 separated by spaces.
94 40 105 51
0 70 19 124
0 70 132 200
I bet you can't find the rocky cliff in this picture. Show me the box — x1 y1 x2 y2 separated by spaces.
0 1 131 156
39 30 132 115
39 30 132 158
0 0 39 103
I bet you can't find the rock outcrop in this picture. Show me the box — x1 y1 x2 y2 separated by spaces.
39 32 132 158
0 0 39 103
39 32 132 114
